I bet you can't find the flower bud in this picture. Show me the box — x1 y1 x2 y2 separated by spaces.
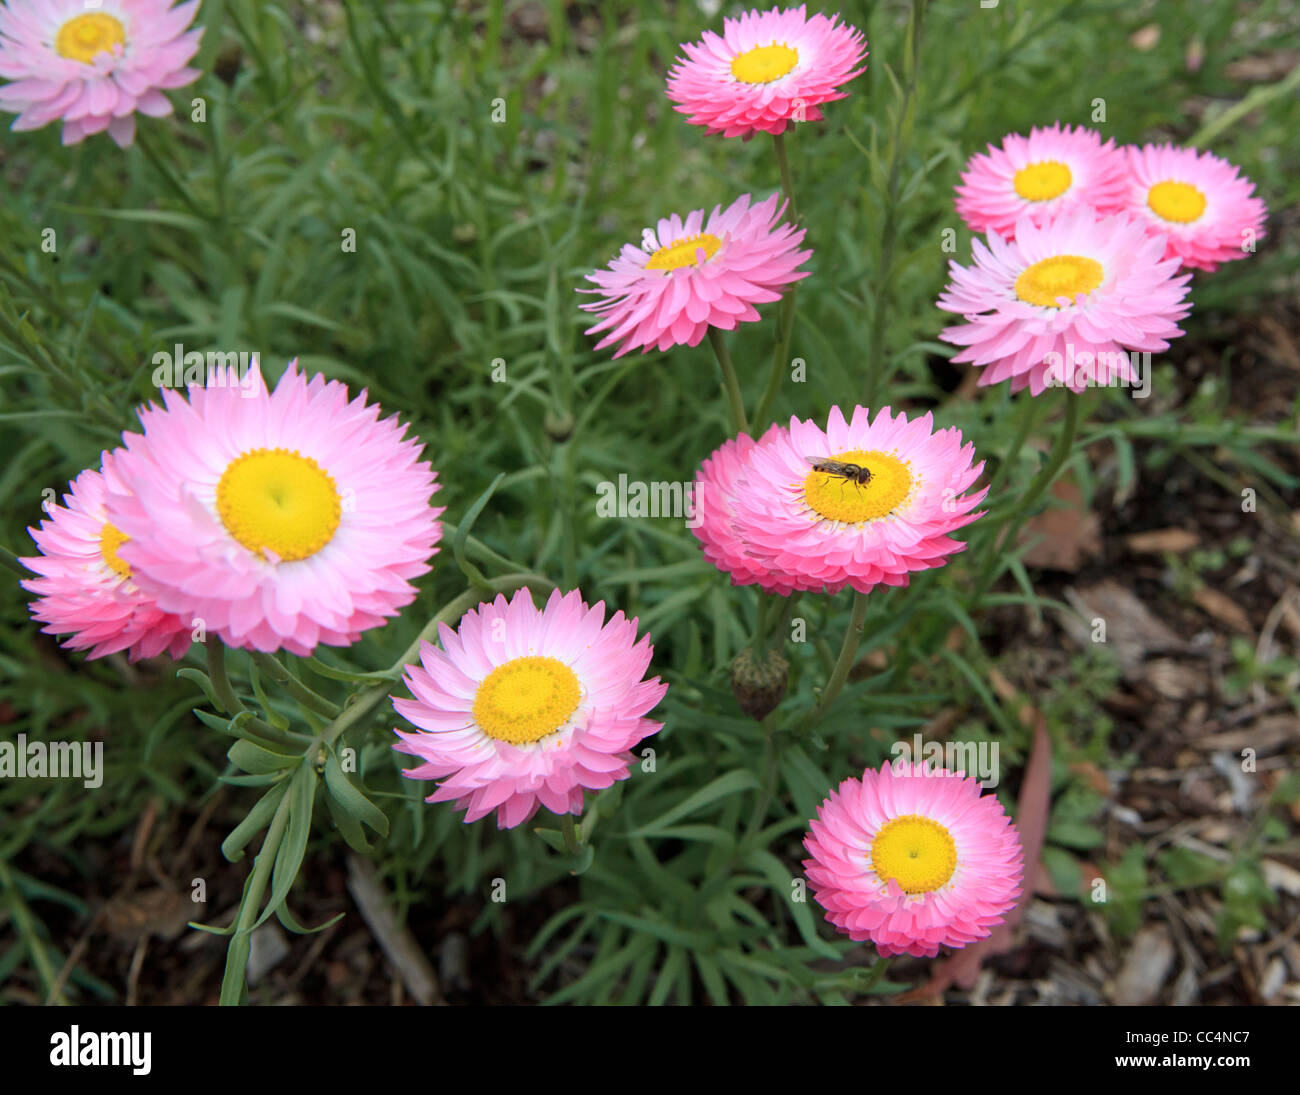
729 647 789 721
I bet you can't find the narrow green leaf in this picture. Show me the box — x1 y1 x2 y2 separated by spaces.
323 750 390 837
628 769 758 836
221 781 289 863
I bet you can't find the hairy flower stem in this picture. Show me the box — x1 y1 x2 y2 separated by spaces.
753 292 797 434
966 391 1081 610
748 592 774 657
863 0 928 407
741 715 781 849
753 132 801 433
218 787 292 1005
207 641 245 715
561 812 584 855
793 590 869 735
772 131 799 222
984 393 1044 500
707 326 751 436
252 651 341 719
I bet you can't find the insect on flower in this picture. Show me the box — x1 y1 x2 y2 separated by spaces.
806 455 873 489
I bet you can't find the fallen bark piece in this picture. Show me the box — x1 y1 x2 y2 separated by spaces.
1112 925 1175 1004
346 853 444 1006
1191 587 1253 635
1125 527 1199 554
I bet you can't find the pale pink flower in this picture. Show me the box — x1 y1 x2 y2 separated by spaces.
579 192 809 358
666 5 866 139
938 206 1192 395
804 761 1024 958
955 123 1127 240
1119 143 1268 272
21 455 191 661
392 588 667 829
0 0 203 147
103 359 443 655
691 406 986 596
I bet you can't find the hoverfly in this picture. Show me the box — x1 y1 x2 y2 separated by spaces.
805 456 873 488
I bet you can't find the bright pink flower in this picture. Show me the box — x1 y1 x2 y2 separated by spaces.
103 359 443 655
1118 143 1268 272
938 206 1192 395
392 588 667 829
691 406 986 596
954 123 1127 240
21 455 191 661
666 5 866 139
691 424 786 589
579 192 809 358
803 761 1024 958
0 0 203 148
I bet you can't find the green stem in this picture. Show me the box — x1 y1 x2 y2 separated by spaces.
984 394 1042 501
560 812 584 856
862 0 927 407
793 591 869 735
753 131 802 433
748 592 774 658
707 327 750 437
218 787 292 1005
207 641 245 715
753 289 797 434
772 131 799 223
773 591 802 646
741 718 779 848
967 391 1081 608
251 652 341 719
134 125 210 221
0 544 28 578
560 443 578 590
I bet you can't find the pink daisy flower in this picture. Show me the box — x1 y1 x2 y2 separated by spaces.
579 192 810 358
692 424 786 589
803 761 1024 958
392 588 667 829
0 0 203 148
691 405 986 596
103 359 443 656
954 123 1127 240
20 454 191 662
1118 143 1268 272
666 5 866 139
937 206 1193 395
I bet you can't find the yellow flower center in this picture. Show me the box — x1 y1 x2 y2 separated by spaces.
802 450 913 524
645 232 723 272
55 13 126 64
871 814 957 894
1014 254 1104 308
1012 160 1072 202
730 42 799 84
472 656 582 745
1147 180 1207 224
216 448 341 562
99 523 131 580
